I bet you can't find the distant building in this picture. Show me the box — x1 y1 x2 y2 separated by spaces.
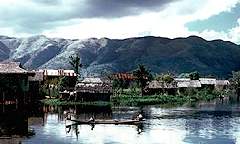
39 69 77 79
175 78 229 89
75 77 112 102
112 73 135 80
146 77 230 95
176 80 202 88
146 80 177 95
39 69 78 92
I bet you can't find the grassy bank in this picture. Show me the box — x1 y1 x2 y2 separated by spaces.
41 88 221 107
111 89 221 106
111 95 187 106
40 99 111 106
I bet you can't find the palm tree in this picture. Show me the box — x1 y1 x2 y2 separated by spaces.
133 64 152 96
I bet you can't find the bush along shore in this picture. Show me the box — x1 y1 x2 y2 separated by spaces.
40 99 111 107
111 89 221 107
41 89 222 107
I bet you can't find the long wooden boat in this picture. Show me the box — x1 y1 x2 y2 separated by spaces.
70 119 142 125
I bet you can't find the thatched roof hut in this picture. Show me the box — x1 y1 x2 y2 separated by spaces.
0 62 34 75
76 77 112 93
28 71 44 81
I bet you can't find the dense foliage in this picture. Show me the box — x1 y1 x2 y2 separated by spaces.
156 73 174 83
230 71 240 97
133 64 152 96
69 54 82 75
111 88 220 106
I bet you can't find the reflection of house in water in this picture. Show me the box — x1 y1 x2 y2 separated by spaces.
43 105 112 122
0 62 35 136
75 77 112 102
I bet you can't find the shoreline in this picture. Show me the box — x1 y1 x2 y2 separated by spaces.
40 92 221 107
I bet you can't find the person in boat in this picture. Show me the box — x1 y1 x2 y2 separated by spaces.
88 116 95 122
64 112 71 120
136 113 143 121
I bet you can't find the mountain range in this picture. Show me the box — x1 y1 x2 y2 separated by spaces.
0 35 240 78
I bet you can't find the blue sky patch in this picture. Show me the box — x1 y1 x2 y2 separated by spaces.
186 4 240 32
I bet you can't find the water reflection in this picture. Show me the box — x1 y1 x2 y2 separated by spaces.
18 99 240 143
0 104 28 136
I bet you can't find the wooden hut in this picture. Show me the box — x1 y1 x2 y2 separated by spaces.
28 71 44 103
0 62 35 136
75 78 112 102
0 62 35 106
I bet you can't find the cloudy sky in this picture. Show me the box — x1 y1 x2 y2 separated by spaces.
0 0 240 44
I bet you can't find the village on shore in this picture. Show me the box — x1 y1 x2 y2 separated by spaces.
0 61 234 108
0 60 240 137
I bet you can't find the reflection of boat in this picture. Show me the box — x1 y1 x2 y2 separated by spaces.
70 119 142 125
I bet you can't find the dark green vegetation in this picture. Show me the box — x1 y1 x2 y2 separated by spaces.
41 87 221 107
133 64 152 96
110 67 227 106
111 88 220 106
69 54 82 75
40 76 77 98
1 35 240 78
230 71 240 100
41 99 110 106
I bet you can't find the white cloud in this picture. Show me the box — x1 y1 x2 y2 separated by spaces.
189 18 240 44
1 0 240 44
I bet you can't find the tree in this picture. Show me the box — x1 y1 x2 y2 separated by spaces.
133 64 152 96
69 54 82 75
230 71 240 101
58 76 77 91
189 71 200 80
156 73 174 84
112 79 124 96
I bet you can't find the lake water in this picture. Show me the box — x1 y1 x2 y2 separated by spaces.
17 98 240 144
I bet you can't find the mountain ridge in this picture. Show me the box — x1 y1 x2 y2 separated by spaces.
0 35 239 78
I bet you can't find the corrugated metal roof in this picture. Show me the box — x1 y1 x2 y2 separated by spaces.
147 80 177 89
177 80 201 88
199 78 216 85
148 78 229 89
81 77 103 83
175 78 191 81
